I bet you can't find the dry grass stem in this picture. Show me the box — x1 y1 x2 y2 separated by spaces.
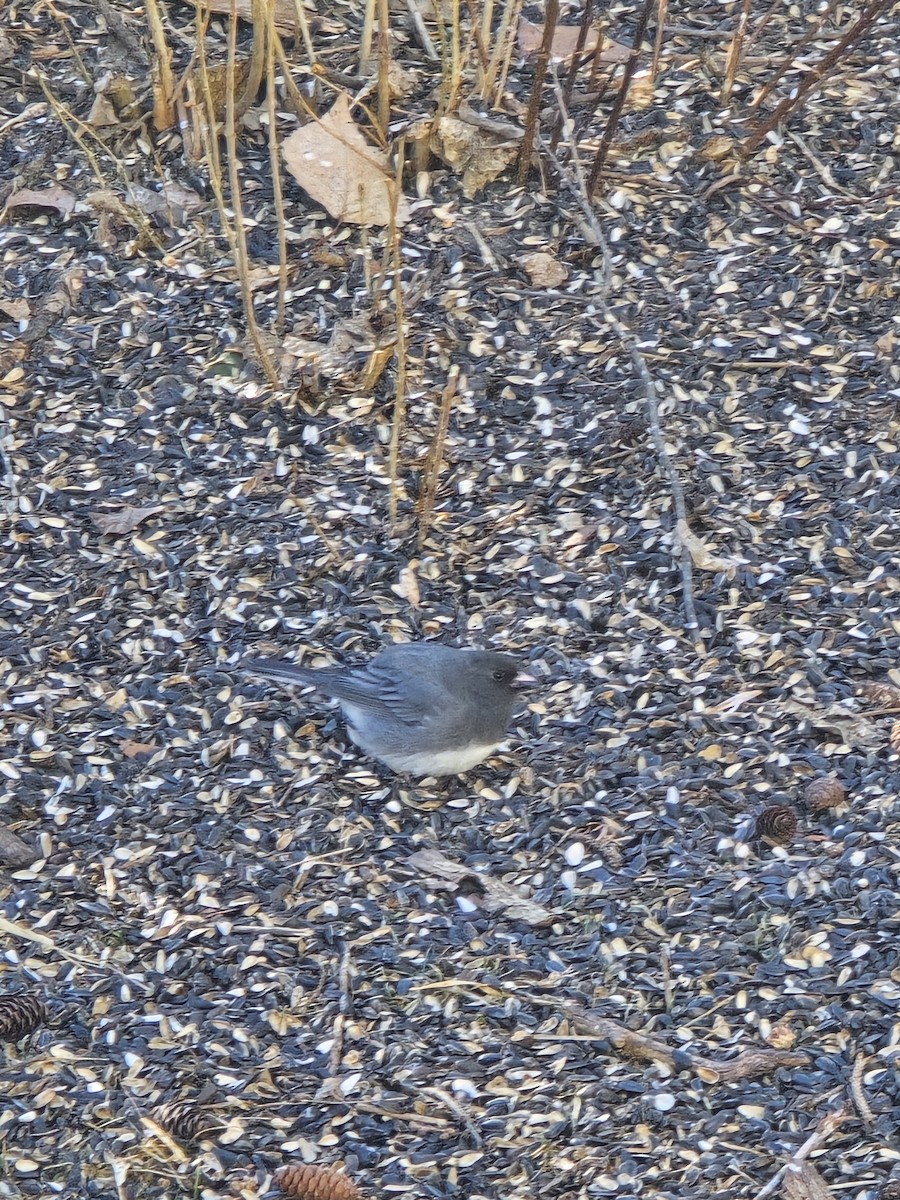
377 0 391 137
417 365 459 548
387 194 407 533
265 3 288 334
480 0 521 104
359 0 376 74
224 1 279 385
649 0 667 87
548 76 702 642
146 0 176 130
289 0 318 64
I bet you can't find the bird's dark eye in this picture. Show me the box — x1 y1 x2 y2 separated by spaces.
493 669 505 681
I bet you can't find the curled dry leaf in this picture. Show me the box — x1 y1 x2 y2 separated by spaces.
282 94 410 228
407 848 554 926
92 504 163 536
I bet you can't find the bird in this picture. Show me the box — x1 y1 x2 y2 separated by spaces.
242 642 532 777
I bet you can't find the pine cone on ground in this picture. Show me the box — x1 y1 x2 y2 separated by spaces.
0 994 49 1040
152 1101 213 1142
754 805 798 846
857 681 900 708
879 1184 900 1200
275 1163 362 1200
803 778 845 811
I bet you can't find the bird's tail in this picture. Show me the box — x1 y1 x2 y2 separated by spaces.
241 658 321 688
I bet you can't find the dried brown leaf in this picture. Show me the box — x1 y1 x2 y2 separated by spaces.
4 186 77 217
0 297 31 321
520 251 568 287
282 94 410 228
407 849 554 926
119 739 158 758
431 116 519 198
518 18 633 64
92 505 163 536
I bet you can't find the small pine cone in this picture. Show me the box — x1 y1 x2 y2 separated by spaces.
857 681 900 707
755 805 798 846
0 994 48 1040
275 1164 362 1200
804 778 845 811
153 1101 212 1143
879 1184 900 1200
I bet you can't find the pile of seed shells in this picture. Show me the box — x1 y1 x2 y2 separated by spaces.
1 1 900 1199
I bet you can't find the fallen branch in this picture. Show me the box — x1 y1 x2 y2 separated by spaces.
530 996 809 1083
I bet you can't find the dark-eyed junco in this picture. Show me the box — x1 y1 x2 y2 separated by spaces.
242 642 532 776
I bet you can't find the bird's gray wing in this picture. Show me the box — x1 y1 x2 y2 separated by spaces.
320 660 440 727
243 656 434 727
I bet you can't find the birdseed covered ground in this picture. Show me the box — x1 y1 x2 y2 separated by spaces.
1 1 900 1199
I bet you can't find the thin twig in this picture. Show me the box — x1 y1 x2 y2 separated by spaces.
721 0 751 104
742 0 893 155
649 0 667 88
747 0 841 111
550 0 593 152
522 993 809 1082
387 186 408 533
235 0 267 120
516 0 558 184
406 0 439 61
586 0 654 196
445 0 462 114
546 78 702 643
377 0 391 137
145 0 176 130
